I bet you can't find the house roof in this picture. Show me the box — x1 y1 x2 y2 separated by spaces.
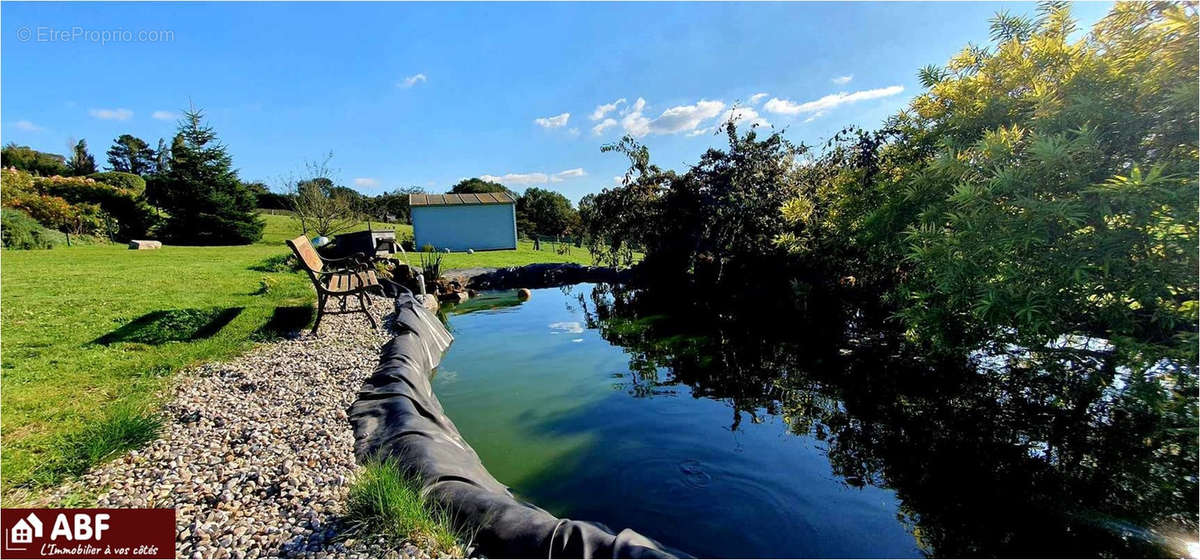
409 192 515 206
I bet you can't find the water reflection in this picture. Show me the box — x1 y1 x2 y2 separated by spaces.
563 283 1197 558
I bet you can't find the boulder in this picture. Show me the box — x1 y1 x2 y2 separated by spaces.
517 288 532 300
416 294 440 312
128 240 162 250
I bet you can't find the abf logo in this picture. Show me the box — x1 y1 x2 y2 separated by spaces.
10 513 43 545
1 508 174 559
5 512 109 550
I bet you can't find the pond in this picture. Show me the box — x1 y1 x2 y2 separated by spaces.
431 284 1195 558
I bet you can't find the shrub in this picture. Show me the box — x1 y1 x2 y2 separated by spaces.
1 144 69 176
1 167 36 205
34 175 156 239
88 172 146 194
2 208 59 249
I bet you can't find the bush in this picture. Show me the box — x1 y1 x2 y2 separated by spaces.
34 175 156 239
2 207 60 249
88 172 146 194
1 167 36 205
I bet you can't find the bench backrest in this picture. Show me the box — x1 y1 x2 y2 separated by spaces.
286 235 324 275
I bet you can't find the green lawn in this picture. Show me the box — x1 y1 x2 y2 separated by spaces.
0 213 595 500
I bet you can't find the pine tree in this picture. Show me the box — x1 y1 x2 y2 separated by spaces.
67 139 97 175
157 108 263 244
106 134 157 175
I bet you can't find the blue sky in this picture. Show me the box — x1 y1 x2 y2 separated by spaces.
2 2 1112 203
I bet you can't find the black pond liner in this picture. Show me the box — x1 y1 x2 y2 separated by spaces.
348 293 683 559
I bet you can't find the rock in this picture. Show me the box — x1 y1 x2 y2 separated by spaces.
416 295 439 313
438 291 469 304
128 240 162 250
466 249 474 254
517 288 532 300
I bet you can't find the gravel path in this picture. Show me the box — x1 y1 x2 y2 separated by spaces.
49 297 429 559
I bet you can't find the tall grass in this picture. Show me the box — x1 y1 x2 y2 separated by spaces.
345 457 466 556
28 404 162 488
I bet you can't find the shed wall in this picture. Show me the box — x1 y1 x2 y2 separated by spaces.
411 203 517 251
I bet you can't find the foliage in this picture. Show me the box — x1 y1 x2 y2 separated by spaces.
583 124 802 279
156 108 264 245
368 186 425 223
34 175 156 239
106 134 157 175
580 136 673 269
1 167 37 205
8 194 102 235
345 457 465 556
515 187 579 237
1 143 69 176
2 208 60 250
67 139 97 176
88 171 146 194
449 177 511 195
245 181 292 210
280 154 361 237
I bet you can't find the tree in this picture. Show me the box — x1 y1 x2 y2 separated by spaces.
66 139 97 176
156 108 264 244
369 186 425 223
283 154 360 237
449 177 512 195
516 187 579 237
1 144 69 176
106 134 157 175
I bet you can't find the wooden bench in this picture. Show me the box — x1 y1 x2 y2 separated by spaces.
286 235 382 334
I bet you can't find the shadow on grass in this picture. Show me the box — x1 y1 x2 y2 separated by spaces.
94 307 244 346
26 404 162 489
252 305 316 341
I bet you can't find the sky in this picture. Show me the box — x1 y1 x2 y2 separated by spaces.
2 2 1113 204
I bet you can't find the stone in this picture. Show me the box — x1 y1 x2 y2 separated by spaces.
416 294 439 313
517 288 532 300
128 240 162 250
438 291 468 304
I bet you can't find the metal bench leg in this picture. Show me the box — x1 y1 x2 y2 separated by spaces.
358 291 377 329
312 293 327 335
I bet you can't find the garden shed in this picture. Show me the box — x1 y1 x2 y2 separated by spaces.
409 192 517 251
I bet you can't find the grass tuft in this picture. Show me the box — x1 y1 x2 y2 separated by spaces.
27 404 162 489
345 457 466 557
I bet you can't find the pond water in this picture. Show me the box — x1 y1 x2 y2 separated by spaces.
431 284 1194 558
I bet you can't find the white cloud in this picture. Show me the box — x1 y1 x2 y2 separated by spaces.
13 120 44 132
621 97 726 137
534 112 571 129
152 110 178 121
551 168 586 182
592 118 618 135
589 98 626 121
763 85 904 117
398 73 427 88
749 92 769 105
686 128 709 137
720 106 769 129
831 75 854 85
89 108 133 120
353 178 380 188
481 168 586 186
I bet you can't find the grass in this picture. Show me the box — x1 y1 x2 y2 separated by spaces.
0 213 598 500
344 457 466 556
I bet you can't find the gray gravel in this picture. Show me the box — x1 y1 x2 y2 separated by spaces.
49 297 435 559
